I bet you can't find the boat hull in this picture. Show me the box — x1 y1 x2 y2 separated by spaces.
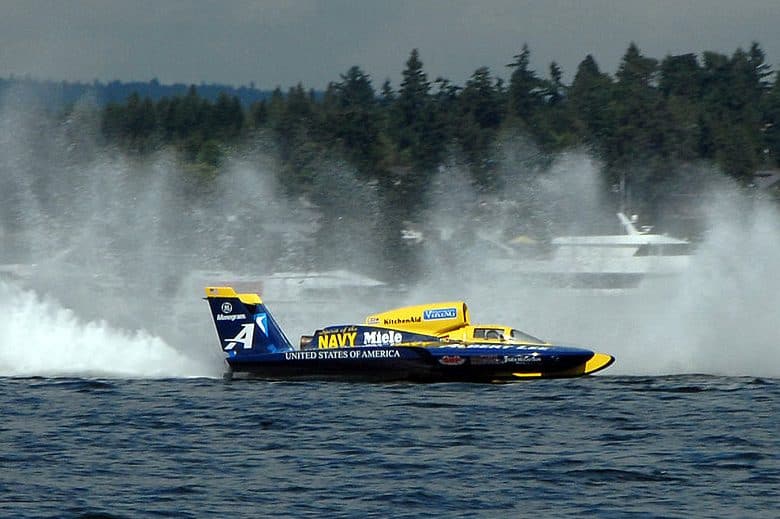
225 346 615 382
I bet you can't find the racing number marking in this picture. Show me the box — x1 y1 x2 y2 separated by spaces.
224 323 255 350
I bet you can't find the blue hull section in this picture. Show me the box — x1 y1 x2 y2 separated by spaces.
225 345 602 382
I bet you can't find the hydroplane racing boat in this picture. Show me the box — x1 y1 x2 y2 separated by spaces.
205 286 615 382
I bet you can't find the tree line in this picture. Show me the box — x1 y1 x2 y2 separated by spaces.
98 43 780 188
0 76 271 110
93 43 780 276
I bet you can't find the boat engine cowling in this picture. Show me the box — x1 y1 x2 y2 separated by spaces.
364 301 470 335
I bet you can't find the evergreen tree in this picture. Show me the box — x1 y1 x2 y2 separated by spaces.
457 66 504 187
327 66 383 174
545 62 565 106
532 61 578 150
700 47 769 181
611 43 663 162
250 99 268 127
396 49 430 130
507 44 543 120
611 43 671 210
569 54 615 146
763 72 780 167
379 79 395 107
660 53 702 98
392 49 445 174
460 66 502 130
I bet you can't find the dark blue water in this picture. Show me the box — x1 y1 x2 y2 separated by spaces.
1 376 777 518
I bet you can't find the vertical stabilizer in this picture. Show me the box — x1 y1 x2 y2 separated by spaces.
204 286 293 356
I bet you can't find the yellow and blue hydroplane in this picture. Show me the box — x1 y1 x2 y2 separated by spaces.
205 286 614 382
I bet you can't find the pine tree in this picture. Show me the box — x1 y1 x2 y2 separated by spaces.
392 49 445 171
327 66 382 174
457 66 504 187
569 54 615 146
506 44 544 121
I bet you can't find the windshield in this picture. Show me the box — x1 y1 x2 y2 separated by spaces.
509 329 545 344
473 328 504 340
473 327 545 344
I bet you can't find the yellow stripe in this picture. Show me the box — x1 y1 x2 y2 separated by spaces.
512 372 543 378
204 286 262 305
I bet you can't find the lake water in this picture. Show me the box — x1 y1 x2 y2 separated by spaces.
2 375 777 518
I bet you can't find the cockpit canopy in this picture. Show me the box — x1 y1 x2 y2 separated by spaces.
466 326 546 344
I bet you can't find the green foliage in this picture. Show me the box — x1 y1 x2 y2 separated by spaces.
392 49 441 171
763 72 780 166
100 85 246 164
92 42 779 220
324 66 383 174
507 44 545 121
569 55 616 147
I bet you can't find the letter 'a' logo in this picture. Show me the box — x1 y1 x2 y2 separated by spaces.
223 323 255 350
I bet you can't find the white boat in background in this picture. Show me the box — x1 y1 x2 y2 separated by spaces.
485 213 694 289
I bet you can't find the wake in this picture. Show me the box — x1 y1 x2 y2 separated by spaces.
0 282 219 378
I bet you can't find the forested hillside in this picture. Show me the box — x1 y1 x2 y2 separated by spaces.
93 44 780 201
4 42 779 278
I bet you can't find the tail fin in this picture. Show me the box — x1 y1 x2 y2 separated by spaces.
204 286 294 356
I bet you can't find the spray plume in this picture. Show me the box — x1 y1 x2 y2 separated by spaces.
0 89 777 378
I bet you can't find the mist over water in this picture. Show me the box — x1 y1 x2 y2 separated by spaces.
415 152 780 378
630 193 780 377
1 91 778 379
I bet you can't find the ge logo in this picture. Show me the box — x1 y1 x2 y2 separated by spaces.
221 302 233 314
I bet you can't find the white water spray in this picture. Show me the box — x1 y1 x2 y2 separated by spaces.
2 83 778 378
415 151 780 377
0 90 236 378
0 281 217 378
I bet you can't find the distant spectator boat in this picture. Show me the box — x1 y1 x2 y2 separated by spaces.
485 213 694 289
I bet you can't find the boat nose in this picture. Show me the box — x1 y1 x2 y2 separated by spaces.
583 352 615 375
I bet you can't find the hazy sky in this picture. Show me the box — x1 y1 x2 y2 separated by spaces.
1 1 779 89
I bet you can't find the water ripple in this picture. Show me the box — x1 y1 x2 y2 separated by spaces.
0 375 777 518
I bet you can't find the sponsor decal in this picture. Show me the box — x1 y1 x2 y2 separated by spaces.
383 316 421 325
439 344 550 351
470 356 504 366
423 307 457 320
216 313 246 321
221 302 233 314
284 349 402 360
318 331 358 349
256 313 268 336
325 326 358 333
502 354 542 364
438 355 465 366
223 323 254 350
469 353 542 365
363 330 402 346
366 317 380 324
